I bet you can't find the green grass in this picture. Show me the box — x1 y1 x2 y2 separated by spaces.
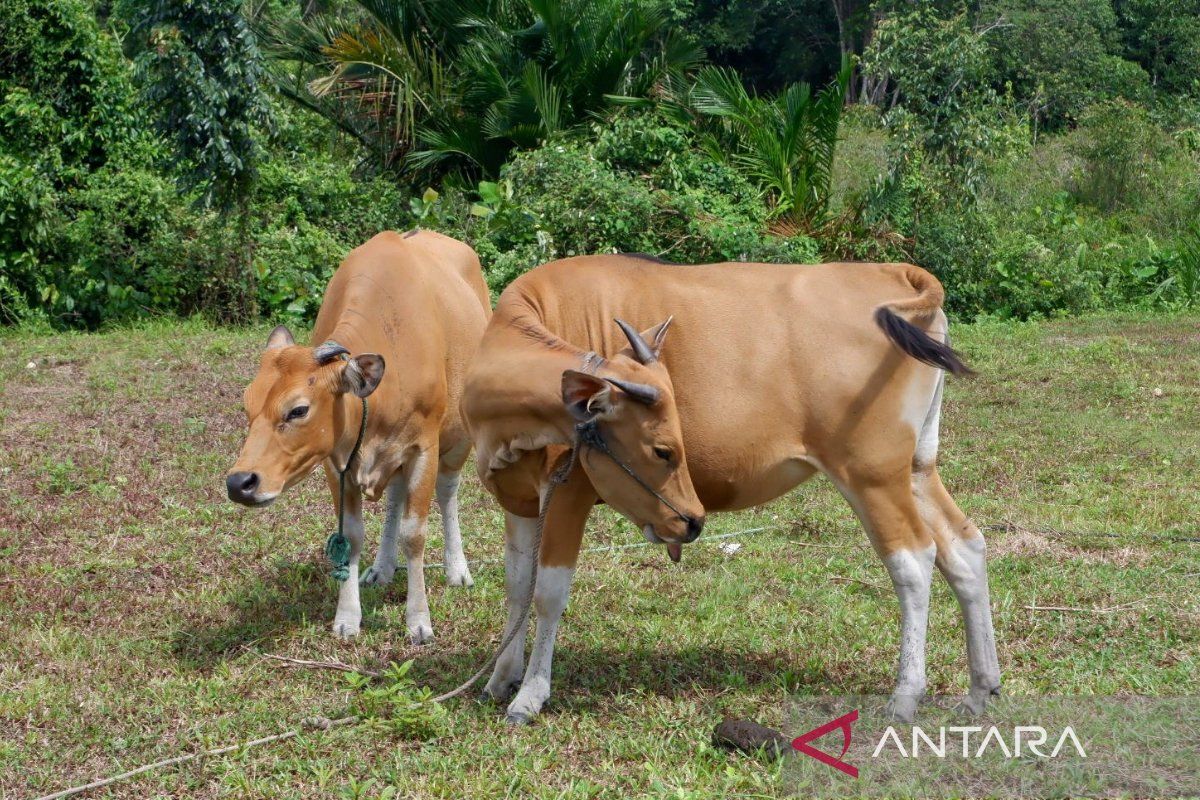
1 312 1198 798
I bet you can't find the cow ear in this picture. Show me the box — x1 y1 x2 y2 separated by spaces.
562 370 614 421
266 325 294 350
339 354 385 398
638 316 673 360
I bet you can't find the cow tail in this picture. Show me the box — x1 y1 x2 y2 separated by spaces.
873 265 973 376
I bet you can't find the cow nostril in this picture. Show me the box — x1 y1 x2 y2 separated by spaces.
226 471 259 501
685 514 705 542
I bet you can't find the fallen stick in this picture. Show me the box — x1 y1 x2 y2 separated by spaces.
830 575 887 591
262 652 381 678
33 716 358 800
1023 599 1146 615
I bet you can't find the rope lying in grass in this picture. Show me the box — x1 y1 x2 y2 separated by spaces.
32 717 359 800
32 521 785 800
411 525 784 572
35 517 1189 798
983 520 1200 543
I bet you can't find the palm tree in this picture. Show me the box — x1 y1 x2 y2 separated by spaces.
263 0 698 178
689 57 851 226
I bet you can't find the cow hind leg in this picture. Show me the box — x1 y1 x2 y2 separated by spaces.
911 372 1002 714
915 467 1002 714
436 444 473 588
835 467 936 723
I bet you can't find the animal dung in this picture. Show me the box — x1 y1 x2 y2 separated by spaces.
712 717 793 760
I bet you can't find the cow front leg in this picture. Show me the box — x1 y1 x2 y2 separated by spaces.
482 512 538 702
506 458 593 724
505 565 576 724
396 449 437 644
332 486 365 639
360 474 405 587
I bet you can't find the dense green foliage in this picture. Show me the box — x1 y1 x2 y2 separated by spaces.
130 0 273 211
2 0 1199 329
267 0 699 178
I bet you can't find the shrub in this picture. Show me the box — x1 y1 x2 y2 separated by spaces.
456 113 818 294
1066 99 1169 211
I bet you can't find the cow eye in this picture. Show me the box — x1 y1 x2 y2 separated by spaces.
286 405 309 421
653 445 673 463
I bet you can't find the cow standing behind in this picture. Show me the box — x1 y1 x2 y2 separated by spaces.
226 230 491 642
463 255 1000 724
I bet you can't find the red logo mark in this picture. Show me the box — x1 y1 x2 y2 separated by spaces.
792 709 859 778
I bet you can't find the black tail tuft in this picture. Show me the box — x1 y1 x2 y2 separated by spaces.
874 307 973 376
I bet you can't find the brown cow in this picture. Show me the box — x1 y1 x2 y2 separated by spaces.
462 255 999 724
226 230 491 642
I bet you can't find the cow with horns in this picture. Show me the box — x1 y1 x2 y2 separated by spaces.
461 254 1000 724
226 230 491 642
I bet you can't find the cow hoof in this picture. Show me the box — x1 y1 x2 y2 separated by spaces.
958 683 1001 716
480 679 520 703
407 621 434 646
332 617 361 639
885 694 920 723
359 565 395 587
505 711 531 726
446 566 474 588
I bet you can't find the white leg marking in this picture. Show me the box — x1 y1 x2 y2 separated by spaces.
398 513 433 644
436 472 473 587
483 513 537 702
360 476 405 587
914 372 944 469
333 509 365 639
399 453 433 645
507 566 575 723
883 543 936 722
939 535 1002 713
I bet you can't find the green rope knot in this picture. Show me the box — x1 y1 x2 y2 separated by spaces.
325 531 351 582
325 392 367 584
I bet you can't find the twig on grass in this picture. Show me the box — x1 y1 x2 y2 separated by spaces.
33 716 359 800
262 652 381 678
987 519 1200 543
830 575 887 591
1023 599 1148 615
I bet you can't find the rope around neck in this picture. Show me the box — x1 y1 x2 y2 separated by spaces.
325 395 368 582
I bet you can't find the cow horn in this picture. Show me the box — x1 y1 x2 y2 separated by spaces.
605 377 659 405
615 318 656 364
313 340 351 365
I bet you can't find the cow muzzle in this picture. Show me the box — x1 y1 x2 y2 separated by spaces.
226 471 274 507
641 514 705 544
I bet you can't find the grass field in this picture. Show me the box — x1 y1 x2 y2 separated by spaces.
2 312 1198 799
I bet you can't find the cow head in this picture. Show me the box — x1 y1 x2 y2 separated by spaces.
561 318 705 557
225 326 384 507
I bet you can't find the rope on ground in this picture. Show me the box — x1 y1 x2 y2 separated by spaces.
413 524 786 571
32 716 359 800
33 521 791 799
983 520 1200 543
